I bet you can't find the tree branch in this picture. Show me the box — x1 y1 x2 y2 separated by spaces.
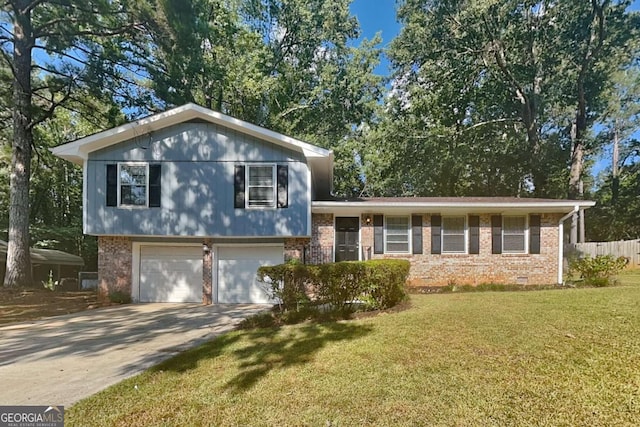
34 21 139 39
463 118 518 132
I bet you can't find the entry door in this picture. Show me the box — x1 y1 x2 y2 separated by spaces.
335 217 359 261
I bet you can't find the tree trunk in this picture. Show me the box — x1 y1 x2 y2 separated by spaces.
568 94 586 200
612 122 619 201
4 0 34 287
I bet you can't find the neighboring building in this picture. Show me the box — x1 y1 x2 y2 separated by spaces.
52 104 594 304
0 240 85 284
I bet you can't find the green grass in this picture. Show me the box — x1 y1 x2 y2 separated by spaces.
68 270 640 426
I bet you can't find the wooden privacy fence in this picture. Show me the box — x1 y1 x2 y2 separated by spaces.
567 239 640 267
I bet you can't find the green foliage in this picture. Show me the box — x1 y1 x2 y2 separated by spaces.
41 270 59 291
316 262 367 310
256 260 312 311
569 255 628 287
363 0 639 199
108 291 132 304
588 156 640 241
359 260 410 309
257 259 409 314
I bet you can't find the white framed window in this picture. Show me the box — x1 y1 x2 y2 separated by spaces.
442 216 466 253
247 164 276 208
118 163 148 207
503 216 527 253
385 216 410 253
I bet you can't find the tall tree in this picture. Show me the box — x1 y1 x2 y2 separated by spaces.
376 0 639 201
0 0 147 287
142 0 383 197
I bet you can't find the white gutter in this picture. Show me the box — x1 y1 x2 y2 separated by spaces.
557 205 580 285
312 200 596 212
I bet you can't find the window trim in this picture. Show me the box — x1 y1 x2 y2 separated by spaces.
117 162 149 208
502 215 528 254
245 163 277 209
441 215 467 254
384 215 411 254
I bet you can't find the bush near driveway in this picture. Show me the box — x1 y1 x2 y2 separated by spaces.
257 259 410 312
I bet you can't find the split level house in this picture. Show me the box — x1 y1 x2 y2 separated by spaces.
52 104 595 304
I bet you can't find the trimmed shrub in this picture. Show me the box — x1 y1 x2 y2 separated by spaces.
257 259 410 313
360 260 410 309
316 262 367 309
109 290 132 304
569 255 628 287
257 259 312 311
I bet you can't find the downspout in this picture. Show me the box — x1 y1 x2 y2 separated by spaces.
558 206 580 285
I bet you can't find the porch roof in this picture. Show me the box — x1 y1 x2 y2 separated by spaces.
312 197 595 215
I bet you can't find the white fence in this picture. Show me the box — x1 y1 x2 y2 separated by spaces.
567 239 640 267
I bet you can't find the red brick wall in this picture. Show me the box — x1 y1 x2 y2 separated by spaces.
284 237 309 262
97 236 132 302
318 213 562 286
312 213 334 247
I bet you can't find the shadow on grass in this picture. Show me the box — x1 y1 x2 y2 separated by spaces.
151 321 373 394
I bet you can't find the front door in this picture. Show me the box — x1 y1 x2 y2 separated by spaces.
335 217 359 262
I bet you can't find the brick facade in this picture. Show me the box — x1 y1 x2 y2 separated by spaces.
97 236 132 302
320 212 562 286
284 237 309 262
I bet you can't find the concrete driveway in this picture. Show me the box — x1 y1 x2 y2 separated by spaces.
0 303 266 407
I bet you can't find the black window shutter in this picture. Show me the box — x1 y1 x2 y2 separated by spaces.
149 164 161 207
529 214 541 254
373 215 384 254
412 215 423 254
277 165 288 208
106 164 117 207
469 215 480 254
431 215 441 254
491 215 502 254
234 165 245 209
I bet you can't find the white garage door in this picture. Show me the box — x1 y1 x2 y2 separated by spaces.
217 246 284 303
139 245 202 303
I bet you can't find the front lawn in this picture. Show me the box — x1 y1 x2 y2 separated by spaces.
68 271 640 426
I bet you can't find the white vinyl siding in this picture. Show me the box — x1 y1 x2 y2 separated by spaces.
385 216 410 253
118 163 148 207
503 216 527 253
442 216 466 253
247 165 276 208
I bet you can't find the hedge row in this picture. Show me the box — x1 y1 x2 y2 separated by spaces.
256 259 410 311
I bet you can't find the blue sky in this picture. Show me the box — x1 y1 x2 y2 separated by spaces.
349 0 400 75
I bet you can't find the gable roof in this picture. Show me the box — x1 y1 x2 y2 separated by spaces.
51 103 334 194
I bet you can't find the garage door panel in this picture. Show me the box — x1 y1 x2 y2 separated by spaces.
139 246 202 303
217 246 283 304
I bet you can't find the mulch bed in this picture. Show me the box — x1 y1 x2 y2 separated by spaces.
0 287 99 325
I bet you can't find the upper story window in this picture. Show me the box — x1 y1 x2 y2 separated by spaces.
442 216 466 253
119 163 148 206
385 216 410 253
247 165 276 208
234 164 288 210
106 163 161 208
503 216 526 253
